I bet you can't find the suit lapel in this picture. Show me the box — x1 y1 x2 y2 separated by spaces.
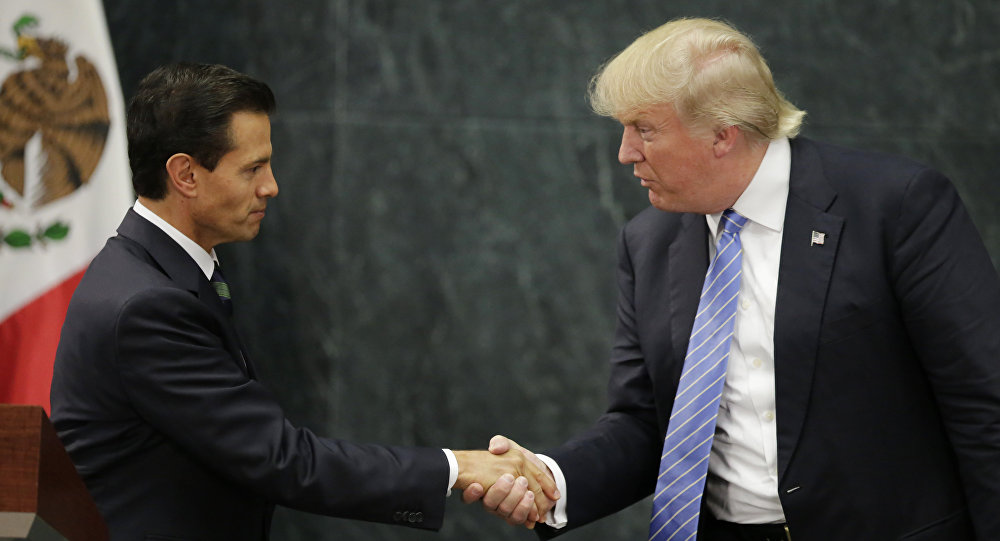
668 213 710 367
774 139 844 481
194 277 257 379
117 210 256 379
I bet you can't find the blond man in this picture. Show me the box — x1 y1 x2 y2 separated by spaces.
470 18 1000 541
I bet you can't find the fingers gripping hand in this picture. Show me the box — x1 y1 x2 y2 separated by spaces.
489 435 558 504
454 441 558 529
481 435 558 527
461 482 485 504
454 456 538 528
486 473 540 527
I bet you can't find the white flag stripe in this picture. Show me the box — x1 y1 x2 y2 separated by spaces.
0 1 132 320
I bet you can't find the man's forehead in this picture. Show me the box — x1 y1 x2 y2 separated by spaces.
618 103 675 125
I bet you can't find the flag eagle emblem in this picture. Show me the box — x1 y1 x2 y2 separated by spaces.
0 14 110 249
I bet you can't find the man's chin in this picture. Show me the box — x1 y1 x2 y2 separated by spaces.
235 226 263 243
648 191 672 211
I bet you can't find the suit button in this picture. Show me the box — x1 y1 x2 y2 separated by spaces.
408 512 423 523
393 511 404 522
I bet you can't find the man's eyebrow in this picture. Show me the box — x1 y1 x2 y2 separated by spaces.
245 154 271 166
620 110 655 125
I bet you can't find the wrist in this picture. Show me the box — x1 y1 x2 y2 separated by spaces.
451 449 481 490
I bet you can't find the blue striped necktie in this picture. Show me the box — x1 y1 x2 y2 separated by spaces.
211 263 233 316
649 209 749 541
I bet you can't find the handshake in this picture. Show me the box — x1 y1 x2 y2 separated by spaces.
453 435 558 529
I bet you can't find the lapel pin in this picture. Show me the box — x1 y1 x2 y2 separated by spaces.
810 231 826 246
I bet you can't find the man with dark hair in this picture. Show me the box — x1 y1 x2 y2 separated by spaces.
125 63 277 200
50 63 556 540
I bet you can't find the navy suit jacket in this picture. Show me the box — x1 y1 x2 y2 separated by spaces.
50 210 449 540
541 137 1000 540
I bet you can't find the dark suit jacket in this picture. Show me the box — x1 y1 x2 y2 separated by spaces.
50 210 449 541
541 138 1000 540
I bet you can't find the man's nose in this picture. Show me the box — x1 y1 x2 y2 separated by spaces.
618 127 642 164
260 168 278 198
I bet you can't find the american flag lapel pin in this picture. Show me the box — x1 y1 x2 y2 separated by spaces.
810 230 826 246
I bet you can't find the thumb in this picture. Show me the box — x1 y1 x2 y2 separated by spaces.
488 434 512 455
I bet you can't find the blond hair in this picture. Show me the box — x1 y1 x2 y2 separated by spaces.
588 18 805 143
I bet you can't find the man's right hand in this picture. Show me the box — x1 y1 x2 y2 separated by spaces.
458 435 557 529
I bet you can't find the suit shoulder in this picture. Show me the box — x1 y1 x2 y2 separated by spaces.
623 206 684 235
84 236 171 285
70 236 187 318
621 206 688 246
794 137 945 192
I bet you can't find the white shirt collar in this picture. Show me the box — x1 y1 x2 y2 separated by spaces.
133 199 218 280
707 137 791 238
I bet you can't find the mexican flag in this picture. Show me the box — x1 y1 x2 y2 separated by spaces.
0 1 132 412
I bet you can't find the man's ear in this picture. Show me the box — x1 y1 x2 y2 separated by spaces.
712 125 741 158
165 153 197 198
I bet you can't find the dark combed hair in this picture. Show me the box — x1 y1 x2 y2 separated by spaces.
126 63 276 199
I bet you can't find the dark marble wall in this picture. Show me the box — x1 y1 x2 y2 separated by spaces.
101 1 1000 540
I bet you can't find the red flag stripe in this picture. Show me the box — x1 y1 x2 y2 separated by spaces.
0 268 87 413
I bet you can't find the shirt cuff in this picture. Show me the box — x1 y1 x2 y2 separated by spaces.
536 454 568 528
443 448 458 497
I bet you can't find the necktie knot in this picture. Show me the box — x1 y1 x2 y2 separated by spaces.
720 209 749 235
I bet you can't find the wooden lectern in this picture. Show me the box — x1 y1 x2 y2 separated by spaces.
0 405 108 541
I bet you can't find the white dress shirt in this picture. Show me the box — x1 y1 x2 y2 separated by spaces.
703 137 789 524
541 137 791 527
133 199 218 280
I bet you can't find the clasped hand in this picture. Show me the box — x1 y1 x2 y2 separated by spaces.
455 435 557 529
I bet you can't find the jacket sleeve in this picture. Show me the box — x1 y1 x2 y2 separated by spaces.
889 167 1000 539
539 226 662 537
114 287 450 530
